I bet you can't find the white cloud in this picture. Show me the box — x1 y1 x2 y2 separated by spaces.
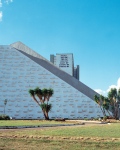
94 77 120 96
107 85 117 93
5 0 13 4
107 77 120 92
0 0 13 22
94 89 106 96
0 0 2 7
0 11 2 21
117 78 120 88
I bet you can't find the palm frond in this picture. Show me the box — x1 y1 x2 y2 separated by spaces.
48 88 54 96
40 103 52 112
28 89 35 96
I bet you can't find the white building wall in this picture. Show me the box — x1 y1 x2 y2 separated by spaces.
0 46 103 119
55 54 73 76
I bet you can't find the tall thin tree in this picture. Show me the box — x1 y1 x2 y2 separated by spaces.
28 87 53 120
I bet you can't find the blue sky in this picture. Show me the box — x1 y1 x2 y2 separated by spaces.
0 0 120 95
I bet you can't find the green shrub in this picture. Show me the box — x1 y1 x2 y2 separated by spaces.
0 115 10 120
103 116 107 121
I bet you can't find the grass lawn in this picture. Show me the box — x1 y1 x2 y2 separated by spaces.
0 120 74 126
0 138 120 150
0 121 120 150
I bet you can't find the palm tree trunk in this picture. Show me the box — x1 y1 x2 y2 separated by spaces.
45 111 49 120
32 96 39 105
114 105 118 119
42 109 49 120
37 95 43 103
100 106 106 116
107 110 112 117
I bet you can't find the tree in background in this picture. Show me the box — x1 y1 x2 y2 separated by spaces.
28 87 54 120
108 88 120 119
94 88 120 119
4 99 7 114
94 95 110 117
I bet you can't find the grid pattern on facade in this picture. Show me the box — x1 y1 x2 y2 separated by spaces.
0 42 103 119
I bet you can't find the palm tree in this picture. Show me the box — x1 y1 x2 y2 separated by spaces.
41 88 53 119
94 95 112 117
94 95 105 116
95 88 120 119
34 87 43 103
47 88 54 103
42 88 48 102
40 103 52 120
102 97 111 116
28 87 54 120
108 88 120 119
28 89 39 105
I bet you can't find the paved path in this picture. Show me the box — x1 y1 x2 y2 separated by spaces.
0 120 109 131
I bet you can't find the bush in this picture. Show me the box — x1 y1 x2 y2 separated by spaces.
0 115 10 120
103 116 107 121
55 118 65 121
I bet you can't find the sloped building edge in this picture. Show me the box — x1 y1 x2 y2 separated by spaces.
11 41 99 101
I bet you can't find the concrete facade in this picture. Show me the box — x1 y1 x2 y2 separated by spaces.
0 42 102 119
50 53 79 80
74 65 79 80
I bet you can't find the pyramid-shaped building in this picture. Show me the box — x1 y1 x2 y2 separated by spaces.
0 42 102 119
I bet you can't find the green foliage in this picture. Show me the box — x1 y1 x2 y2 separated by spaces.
48 88 54 96
94 95 100 104
40 103 52 112
0 115 10 120
28 89 35 96
28 87 54 120
94 87 120 119
34 87 42 95
103 116 107 121
102 103 109 110
108 88 117 100
42 88 48 95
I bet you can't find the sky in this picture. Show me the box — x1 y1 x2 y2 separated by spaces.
0 0 120 96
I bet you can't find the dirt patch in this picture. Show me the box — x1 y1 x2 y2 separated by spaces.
0 135 120 142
